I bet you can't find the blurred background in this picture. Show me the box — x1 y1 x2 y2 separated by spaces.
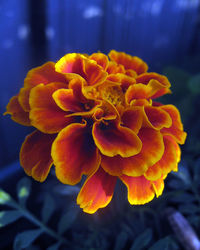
0 0 200 249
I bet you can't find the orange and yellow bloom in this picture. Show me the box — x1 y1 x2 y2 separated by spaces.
5 50 186 214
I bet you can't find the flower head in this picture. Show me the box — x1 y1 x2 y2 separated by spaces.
5 51 187 214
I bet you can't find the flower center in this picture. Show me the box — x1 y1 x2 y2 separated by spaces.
100 85 124 106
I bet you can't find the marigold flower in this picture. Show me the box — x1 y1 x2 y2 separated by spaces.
4 51 187 214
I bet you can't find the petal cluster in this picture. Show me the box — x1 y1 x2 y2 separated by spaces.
5 51 187 214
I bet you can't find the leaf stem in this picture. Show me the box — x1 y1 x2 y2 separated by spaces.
12 201 71 247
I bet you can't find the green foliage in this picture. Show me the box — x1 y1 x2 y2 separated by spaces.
188 74 200 94
130 228 152 250
41 193 55 224
14 229 43 250
114 231 128 250
17 177 31 207
57 205 79 235
0 210 22 227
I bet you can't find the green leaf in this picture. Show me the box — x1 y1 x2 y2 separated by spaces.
114 231 128 250
57 206 79 235
41 193 55 223
17 177 31 206
130 228 153 250
188 74 200 94
0 210 22 227
149 236 171 250
47 242 61 250
0 189 16 207
13 229 43 250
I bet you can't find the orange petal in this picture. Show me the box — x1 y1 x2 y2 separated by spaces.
77 167 116 214
136 73 171 98
143 106 172 129
125 69 138 78
136 72 171 87
53 88 85 112
68 78 88 102
24 62 67 88
121 107 143 134
120 175 164 205
55 53 107 86
106 61 125 74
101 128 164 177
108 50 148 75
51 122 101 185
107 73 136 93
160 105 187 144
145 136 179 181
20 130 56 182
4 95 31 126
92 120 142 157
125 79 169 103
29 82 73 133
89 53 109 70
18 87 32 112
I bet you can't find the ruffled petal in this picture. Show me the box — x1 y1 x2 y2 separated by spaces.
51 122 101 185
89 53 109 70
109 50 148 75
77 167 116 214
143 106 172 129
101 128 164 176
160 105 187 144
125 79 169 103
92 120 142 157
106 61 125 74
4 95 31 126
20 130 56 182
29 82 73 134
120 175 164 205
24 62 67 88
53 88 84 112
107 73 136 93
55 53 107 86
145 136 179 181
121 107 143 134
136 73 171 98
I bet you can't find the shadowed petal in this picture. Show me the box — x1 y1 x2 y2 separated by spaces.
145 136 179 181
20 130 56 182
143 106 172 129
53 88 84 112
160 105 187 144
120 175 164 205
24 61 67 88
29 82 73 133
121 107 143 134
18 87 32 112
92 121 142 157
77 167 116 214
101 128 164 176
52 122 101 185
55 53 107 86
109 50 148 75
4 95 31 126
